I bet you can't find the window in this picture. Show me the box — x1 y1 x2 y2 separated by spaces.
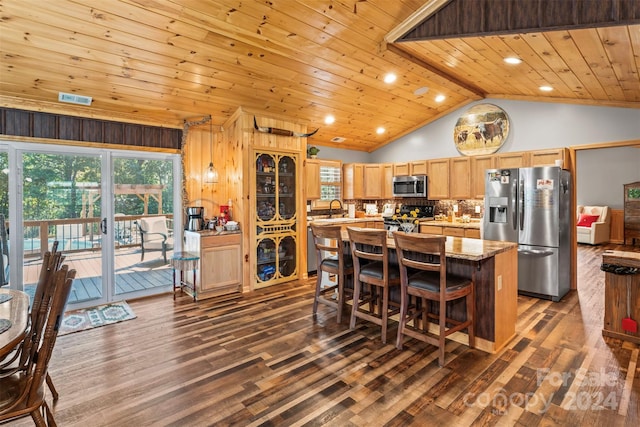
311 160 342 210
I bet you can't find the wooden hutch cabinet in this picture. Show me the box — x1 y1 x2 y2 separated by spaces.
624 182 640 245
254 150 299 286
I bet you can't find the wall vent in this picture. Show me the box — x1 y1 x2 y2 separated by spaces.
58 92 92 106
331 137 346 143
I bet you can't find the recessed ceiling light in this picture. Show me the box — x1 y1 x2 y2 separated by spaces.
383 73 397 84
435 94 446 103
376 127 385 135
324 115 335 125
414 86 429 96
539 86 553 92
504 57 522 65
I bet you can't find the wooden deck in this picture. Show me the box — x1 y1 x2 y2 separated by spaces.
23 246 173 304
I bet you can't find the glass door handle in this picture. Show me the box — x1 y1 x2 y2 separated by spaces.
100 218 107 235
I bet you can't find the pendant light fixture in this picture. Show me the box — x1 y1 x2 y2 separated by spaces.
204 116 219 183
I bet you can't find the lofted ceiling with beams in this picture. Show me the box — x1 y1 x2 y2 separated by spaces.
0 0 638 152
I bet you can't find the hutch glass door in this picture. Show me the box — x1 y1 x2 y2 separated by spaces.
255 151 298 286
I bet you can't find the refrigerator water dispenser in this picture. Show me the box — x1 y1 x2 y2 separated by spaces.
488 197 509 223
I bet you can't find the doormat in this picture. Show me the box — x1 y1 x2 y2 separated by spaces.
59 301 136 336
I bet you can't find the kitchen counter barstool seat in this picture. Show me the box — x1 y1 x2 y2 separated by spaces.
347 227 401 344
310 224 354 323
393 232 475 367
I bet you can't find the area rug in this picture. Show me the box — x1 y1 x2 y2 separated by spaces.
59 301 136 336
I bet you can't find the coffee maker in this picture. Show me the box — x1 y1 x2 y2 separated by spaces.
186 206 205 231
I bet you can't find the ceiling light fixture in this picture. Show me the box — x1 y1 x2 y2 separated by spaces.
504 57 522 64
204 116 219 184
414 86 429 96
383 73 397 84
324 115 335 125
376 127 385 135
435 94 446 102
539 86 553 92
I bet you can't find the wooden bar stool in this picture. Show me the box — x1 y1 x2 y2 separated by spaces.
346 227 401 344
310 224 354 323
393 232 475 366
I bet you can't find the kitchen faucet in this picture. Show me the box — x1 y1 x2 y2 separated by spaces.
329 199 343 218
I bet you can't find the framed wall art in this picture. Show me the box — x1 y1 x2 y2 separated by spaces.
453 103 510 156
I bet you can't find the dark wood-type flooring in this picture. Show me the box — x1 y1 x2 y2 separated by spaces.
7 243 639 426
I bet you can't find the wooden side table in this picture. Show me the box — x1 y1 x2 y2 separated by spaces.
170 252 200 301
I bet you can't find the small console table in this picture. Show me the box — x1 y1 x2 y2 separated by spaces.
170 251 200 301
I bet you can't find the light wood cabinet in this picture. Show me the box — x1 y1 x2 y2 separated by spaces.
471 155 495 199
305 159 320 200
530 148 567 168
394 163 409 176
496 152 530 169
410 161 428 175
184 232 243 299
382 163 394 199
450 157 471 199
343 163 364 200
393 161 427 176
465 228 481 238
427 158 450 199
363 163 383 199
420 224 443 235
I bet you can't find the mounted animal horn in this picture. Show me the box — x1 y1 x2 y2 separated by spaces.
254 117 319 138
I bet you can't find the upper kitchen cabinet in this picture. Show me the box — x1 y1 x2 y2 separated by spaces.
305 159 321 200
530 148 568 168
343 163 364 200
363 164 383 199
471 155 495 199
449 157 471 200
427 159 450 199
382 164 394 199
394 161 427 176
496 151 530 169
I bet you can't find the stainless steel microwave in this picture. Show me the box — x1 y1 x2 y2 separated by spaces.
392 175 428 197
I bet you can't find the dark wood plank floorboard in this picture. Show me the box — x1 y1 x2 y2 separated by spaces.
6 243 639 426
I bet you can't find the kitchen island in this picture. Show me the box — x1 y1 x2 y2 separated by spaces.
340 228 518 353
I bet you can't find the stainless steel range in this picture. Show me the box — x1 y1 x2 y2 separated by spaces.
383 205 434 232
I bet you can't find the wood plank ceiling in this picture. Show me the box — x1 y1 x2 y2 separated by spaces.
0 0 638 152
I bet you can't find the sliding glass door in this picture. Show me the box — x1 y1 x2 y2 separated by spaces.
1 141 182 309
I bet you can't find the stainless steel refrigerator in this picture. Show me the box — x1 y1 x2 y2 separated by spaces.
483 166 571 301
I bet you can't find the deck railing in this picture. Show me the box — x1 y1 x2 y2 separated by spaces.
21 215 174 258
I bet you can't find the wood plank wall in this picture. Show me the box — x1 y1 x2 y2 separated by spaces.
183 108 310 291
0 108 182 149
402 0 640 41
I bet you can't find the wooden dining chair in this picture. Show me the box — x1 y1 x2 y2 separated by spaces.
393 232 475 367
0 263 76 426
1 248 65 398
310 224 354 323
346 227 401 344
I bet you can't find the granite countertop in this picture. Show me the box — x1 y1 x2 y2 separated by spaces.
186 229 242 237
340 228 517 261
309 216 383 225
420 219 482 229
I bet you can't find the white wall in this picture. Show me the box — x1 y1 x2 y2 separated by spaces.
310 145 369 163
576 147 640 209
370 99 640 162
